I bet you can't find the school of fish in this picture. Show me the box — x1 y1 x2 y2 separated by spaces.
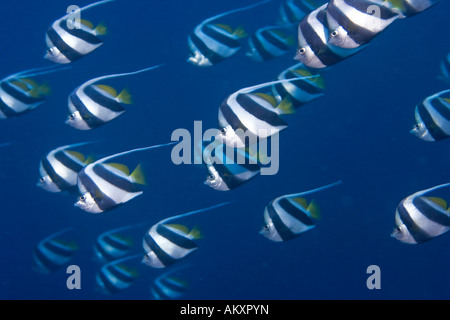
0 0 447 298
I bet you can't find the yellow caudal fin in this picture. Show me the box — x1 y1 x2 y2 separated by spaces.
84 155 96 165
66 150 86 162
426 197 448 210
95 84 118 97
276 96 295 114
94 23 108 36
253 93 278 107
189 226 203 240
233 25 247 38
117 88 132 104
307 199 320 220
106 163 130 176
130 164 146 185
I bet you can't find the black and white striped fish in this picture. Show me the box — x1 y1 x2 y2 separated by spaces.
142 202 230 268
187 0 270 67
216 78 319 148
66 65 162 130
272 63 325 108
94 223 146 263
37 142 94 193
33 228 78 273
376 0 439 18
203 140 261 191
151 267 189 300
392 183 450 244
411 89 450 142
438 53 449 85
96 255 140 294
45 0 113 64
260 181 341 242
0 66 66 119
76 142 176 213
246 25 296 62
295 4 362 68
326 0 399 49
279 0 327 24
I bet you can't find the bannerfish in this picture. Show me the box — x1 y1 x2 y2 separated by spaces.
33 228 78 273
216 77 322 148
260 181 342 241
142 202 231 268
411 89 450 142
187 0 271 67
272 63 325 108
326 0 399 49
295 4 363 68
0 65 67 119
94 223 147 263
37 141 95 193
76 142 176 213
45 0 114 64
66 64 163 130
246 25 296 62
392 183 450 244
151 266 189 300
95 255 140 294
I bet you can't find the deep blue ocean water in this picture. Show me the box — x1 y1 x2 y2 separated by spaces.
0 0 449 300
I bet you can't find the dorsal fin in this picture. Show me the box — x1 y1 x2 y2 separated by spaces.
130 164 145 185
95 84 118 97
105 163 130 175
253 93 278 107
66 150 86 162
425 197 448 210
10 80 30 91
80 19 94 29
214 23 234 33
166 224 189 234
189 226 203 239
291 197 308 209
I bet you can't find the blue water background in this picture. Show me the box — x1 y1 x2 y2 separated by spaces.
0 0 449 300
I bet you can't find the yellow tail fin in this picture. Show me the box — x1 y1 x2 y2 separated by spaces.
117 88 132 104
94 23 108 36
307 199 321 220
130 164 146 185
277 96 295 114
189 226 203 240
233 25 247 38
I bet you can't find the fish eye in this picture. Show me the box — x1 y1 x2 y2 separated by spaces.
47 48 54 54
39 177 44 182
208 174 215 181
263 225 269 231
331 31 338 37
298 48 306 55
79 195 86 201
68 114 74 120
220 127 227 134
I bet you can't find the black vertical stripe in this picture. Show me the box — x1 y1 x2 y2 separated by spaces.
413 197 450 227
77 169 118 211
69 92 106 129
417 101 449 141
46 27 84 62
54 151 84 173
267 201 297 241
397 200 431 243
156 224 198 250
93 164 141 194
41 157 73 190
143 232 178 267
